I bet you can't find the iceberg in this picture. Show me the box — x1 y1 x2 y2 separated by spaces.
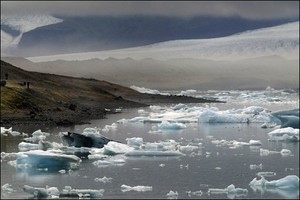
60 186 105 198
121 184 152 192
249 175 299 199
102 141 134 155
1 127 12 134
268 127 299 142
23 185 59 198
208 184 248 199
158 121 187 130
166 190 179 199
271 108 299 128
60 131 111 148
16 150 81 170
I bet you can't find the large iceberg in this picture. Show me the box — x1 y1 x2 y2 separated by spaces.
249 175 299 199
16 150 81 170
271 108 299 128
268 127 299 142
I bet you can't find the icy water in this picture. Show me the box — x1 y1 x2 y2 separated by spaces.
1 88 299 199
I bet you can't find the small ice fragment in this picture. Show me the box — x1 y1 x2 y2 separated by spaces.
186 190 203 197
215 167 222 170
58 169 66 174
2 183 14 193
166 190 179 199
280 149 292 156
250 163 263 170
94 176 113 183
257 172 276 177
159 164 165 167
121 184 152 192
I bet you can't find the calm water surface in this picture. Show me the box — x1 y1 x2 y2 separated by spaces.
1 90 299 199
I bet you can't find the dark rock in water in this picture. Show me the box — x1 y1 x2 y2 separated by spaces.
61 132 111 148
0 80 6 86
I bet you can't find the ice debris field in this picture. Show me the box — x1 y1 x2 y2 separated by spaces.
1 88 299 199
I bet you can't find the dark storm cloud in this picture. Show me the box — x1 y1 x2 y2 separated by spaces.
1 1 299 20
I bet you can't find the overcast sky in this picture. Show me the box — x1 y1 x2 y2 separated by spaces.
1 1 299 20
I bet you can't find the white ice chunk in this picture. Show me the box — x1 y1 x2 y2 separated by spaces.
166 190 179 199
280 149 292 157
103 141 134 155
186 190 203 197
16 150 81 169
158 121 187 130
95 176 113 183
18 142 40 151
121 184 152 192
172 103 187 110
268 127 299 142
61 186 105 198
249 175 299 193
23 185 59 198
2 183 14 194
179 145 199 154
257 172 277 177
126 137 144 148
1 127 12 134
250 163 263 170
208 184 248 199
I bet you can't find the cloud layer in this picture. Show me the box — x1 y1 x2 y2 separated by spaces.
1 1 299 20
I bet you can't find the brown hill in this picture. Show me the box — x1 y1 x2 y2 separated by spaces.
1 60 218 126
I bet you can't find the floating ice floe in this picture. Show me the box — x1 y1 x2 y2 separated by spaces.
271 108 299 128
250 163 263 170
211 139 261 149
257 172 277 177
23 185 105 199
94 176 113 183
23 185 60 198
121 184 152 192
102 141 134 155
1 183 14 194
16 150 81 170
92 156 126 168
177 89 197 97
259 148 292 157
166 190 179 199
1 127 12 134
125 105 279 125
208 184 248 199
60 131 111 148
249 175 299 199
158 121 187 130
186 190 203 197
268 127 299 142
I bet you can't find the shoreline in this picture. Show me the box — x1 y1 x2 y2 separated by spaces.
0 95 223 127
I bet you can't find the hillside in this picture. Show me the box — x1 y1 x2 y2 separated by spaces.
0 60 218 126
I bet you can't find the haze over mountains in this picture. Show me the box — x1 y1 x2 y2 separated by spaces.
1 15 299 90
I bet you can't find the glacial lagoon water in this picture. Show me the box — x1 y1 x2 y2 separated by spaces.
1 89 299 199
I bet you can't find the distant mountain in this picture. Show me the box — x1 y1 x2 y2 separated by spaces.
28 21 299 62
1 14 63 56
1 15 297 57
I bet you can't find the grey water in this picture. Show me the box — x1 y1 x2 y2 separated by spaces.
1 89 299 199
